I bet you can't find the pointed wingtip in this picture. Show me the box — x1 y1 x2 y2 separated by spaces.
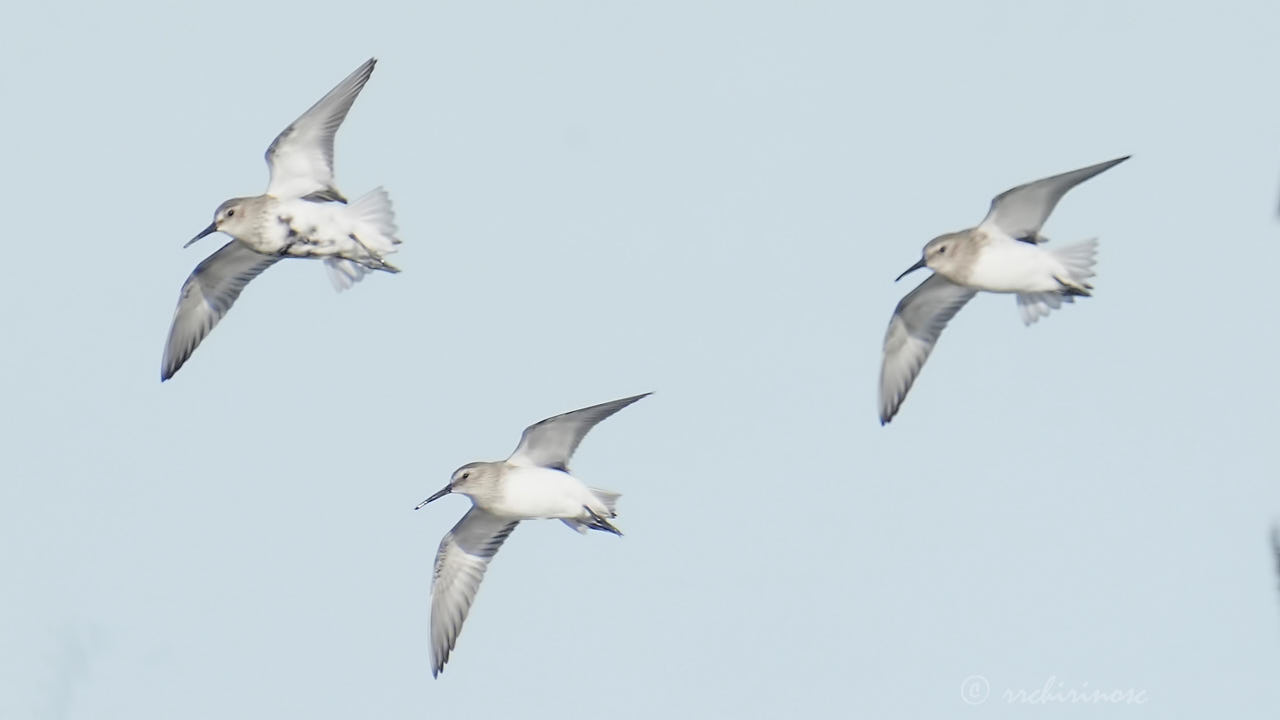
1076 155 1130 178
615 392 654 412
608 392 653 409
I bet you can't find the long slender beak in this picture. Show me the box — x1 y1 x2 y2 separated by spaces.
414 484 452 510
895 258 928 282
184 221 218 248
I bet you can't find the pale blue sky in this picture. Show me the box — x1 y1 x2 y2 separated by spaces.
2 1 1278 717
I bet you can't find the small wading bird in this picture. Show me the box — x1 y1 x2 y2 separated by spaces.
161 57 400 381
416 393 651 677
878 156 1129 424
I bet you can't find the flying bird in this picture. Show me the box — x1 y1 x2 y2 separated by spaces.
161 57 400 381
416 393 650 677
879 156 1129 424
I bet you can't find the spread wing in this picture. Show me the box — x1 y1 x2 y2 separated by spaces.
879 274 976 424
429 508 519 677
978 156 1129 242
507 393 651 470
1271 524 1280 607
264 58 376 201
161 240 278 381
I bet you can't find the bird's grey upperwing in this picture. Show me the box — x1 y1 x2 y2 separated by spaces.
430 508 519 678
879 273 977 424
506 393 651 470
161 240 278 381
978 155 1129 242
264 58 377 201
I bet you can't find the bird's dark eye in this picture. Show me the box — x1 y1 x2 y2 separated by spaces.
227 209 235 217
461 472 470 480
938 246 946 254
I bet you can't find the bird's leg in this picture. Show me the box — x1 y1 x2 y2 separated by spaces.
347 233 381 262
1053 276 1093 297
584 506 623 536
347 233 400 273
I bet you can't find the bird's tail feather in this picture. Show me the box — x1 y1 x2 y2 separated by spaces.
1015 238 1097 325
560 489 622 535
589 488 621 516
1051 238 1099 288
348 187 401 254
324 258 372 291
1016 291 1074 324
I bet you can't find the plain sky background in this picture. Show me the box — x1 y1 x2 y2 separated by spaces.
2 1 1278 717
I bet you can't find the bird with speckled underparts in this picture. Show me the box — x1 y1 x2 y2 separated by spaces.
161 57 401 381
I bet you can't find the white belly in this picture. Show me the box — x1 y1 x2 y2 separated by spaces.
965 239 1066 293
490 466 595 520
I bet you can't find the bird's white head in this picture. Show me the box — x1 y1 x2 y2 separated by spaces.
415 462 501 510
185 197 258 248
896 231 972 282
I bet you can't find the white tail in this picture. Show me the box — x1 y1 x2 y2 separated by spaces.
349 187 400 247
1016 291 1072 324
322 187 403 283
590 488 621 516
325 258 372 291
1052 238 1098 287
349 187 401 256
1016 238 1098 325
560 488 622 535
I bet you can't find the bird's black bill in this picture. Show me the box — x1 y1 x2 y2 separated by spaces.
185 222 217 248
414 484 452 510
895 258 927 282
